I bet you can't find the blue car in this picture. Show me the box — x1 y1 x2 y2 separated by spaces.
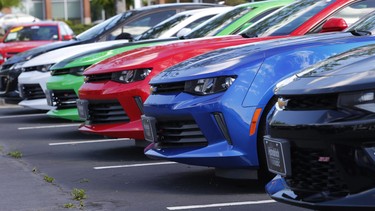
142 13 375 179
264 44 375 209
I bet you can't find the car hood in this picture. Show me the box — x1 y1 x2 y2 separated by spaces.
2 40 79 67
22 40 129 68
0 41 52 53
150 32 353 84
275 44 375 95
83 35 258 75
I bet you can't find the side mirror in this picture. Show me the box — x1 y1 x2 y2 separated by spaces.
62 35 74 40
321 18 348 33
115 32 133 41
177 28 192 38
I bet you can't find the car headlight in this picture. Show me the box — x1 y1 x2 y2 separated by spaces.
338 90 375 113
184 76 236 95
9 62 26 70
111 68 152 83
36 64 53 72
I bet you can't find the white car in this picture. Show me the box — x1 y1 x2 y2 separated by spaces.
17 40 128 110
134 7 231 40
0 13 40 34
16 7 230 110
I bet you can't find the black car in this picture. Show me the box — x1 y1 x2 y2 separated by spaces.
264 39 375 210
0 3 221 103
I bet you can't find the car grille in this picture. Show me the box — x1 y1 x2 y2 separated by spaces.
51 90 78 109
51 68 70 76
85 73 112 82
87 100 130 124
284 94 337 110
20 84 45 100
286 148 349 199
152 82 185 94
156 118 207 147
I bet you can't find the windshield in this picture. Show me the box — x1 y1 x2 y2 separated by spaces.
346 11 375 34
135 14 190 40
241 0 335 37
76 12 132 41
185 6 252 39
4 25 59 42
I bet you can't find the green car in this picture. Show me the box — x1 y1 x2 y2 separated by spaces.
46 0 293 121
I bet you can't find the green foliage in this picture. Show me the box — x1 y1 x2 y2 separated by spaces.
7 150 22 159
92 0 116 18
64 20 93 35
71 188 87 201
0 0 20 10
44 175 55 183
63 203 75 209
225 0 247 6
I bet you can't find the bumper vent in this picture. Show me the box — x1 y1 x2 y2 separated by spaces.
156 118 207 147
85 73 112 82
20 84 44 100
152 82 185 94
87 100 129 124
286 148 349 199
51 90 78 109
51 68 70 76
285 94 337 110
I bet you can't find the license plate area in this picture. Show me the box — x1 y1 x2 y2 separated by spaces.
76 99 89 119
141 115 157 142
263 136 291 177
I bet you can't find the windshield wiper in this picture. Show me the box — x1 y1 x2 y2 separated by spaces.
349 29 372 36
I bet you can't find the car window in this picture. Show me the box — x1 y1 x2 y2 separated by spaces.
186 6 252 38
182 15 215 32
135 14 190 40
309 0 375 33
4 25 59 42
110 10 177 39
241 0 336 37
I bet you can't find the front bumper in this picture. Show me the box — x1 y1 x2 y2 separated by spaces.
143 92 260 168
77 80 148 140
0 68 22 103
46 74 84 121
267 176 375 210
265 109 375 209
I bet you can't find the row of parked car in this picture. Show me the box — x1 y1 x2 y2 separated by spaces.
1 0 375 209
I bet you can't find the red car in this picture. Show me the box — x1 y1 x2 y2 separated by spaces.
78 0 375 140
0 21 74 64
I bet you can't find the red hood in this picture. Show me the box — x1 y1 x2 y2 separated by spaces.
0 41 52 55
84 35 287 75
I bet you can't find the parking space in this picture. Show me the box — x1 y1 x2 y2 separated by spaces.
0 106 308 211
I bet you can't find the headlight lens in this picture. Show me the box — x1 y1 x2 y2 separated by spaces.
338 90 375 113
9 62 26 70
184 76 236 95
111 68 152 83
36 64 53 72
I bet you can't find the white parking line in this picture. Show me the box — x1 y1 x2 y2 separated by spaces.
0 113 46 119
167 199 276 210
94 161 177 170
18 124 81 130
49 138 130 146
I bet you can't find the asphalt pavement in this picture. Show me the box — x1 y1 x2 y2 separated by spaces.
0 103 310 211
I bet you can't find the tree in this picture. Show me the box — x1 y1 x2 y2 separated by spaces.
0 0 21 11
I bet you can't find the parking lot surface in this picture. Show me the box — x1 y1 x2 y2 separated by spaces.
0 105 309 211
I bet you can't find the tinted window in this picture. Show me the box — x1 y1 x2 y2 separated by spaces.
135 14 190 40
185 6 252 38
76 12 131 41
308 0 375 33
241 0 335 37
